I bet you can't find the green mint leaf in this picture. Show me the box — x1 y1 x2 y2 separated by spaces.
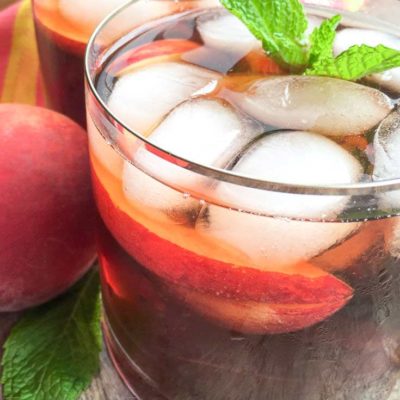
1 269 101 400
220 0 309 70
306 44 400 80
339 207 400 221
309 15 342 65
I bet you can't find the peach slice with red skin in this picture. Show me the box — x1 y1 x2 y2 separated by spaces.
313 219 390 273
92 170 353 333
173 285 351 334
110 39 201 77
244 49 285 75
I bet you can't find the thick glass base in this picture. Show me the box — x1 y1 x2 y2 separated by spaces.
103 320 168 400
98 220 400 400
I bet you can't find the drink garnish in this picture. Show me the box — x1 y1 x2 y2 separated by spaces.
1 269 101 400
220 0 400 80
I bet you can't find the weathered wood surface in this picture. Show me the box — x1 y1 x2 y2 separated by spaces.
0 314 134 400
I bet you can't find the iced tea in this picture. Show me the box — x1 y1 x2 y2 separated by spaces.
86 1 400 398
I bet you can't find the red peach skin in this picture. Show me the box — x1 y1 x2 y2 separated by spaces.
92 171 353 333
0 104 96 311
110 39 200 76
245 50 285 75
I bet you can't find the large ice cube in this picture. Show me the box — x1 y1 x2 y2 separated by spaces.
227 76 393 136
373 109 400 210
385 217 400 258
108 62 220 135
197 11 261 56
197 11 319 58
123 98 262 223
334 28 400 93
197 131 362 268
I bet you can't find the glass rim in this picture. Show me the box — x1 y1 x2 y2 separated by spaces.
84 0 400 196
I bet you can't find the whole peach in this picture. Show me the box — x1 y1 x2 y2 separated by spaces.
0 104 96 311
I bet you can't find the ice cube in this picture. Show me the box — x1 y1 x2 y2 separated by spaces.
108 62 220 135
227 76 393 136
123 98 262 222
334 28 400 93
196 131 362 268
373 109 400 210
385 218 400 258
197 11 321 54
197 10 261 56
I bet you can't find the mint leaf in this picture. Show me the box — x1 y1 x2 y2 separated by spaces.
1 269 101 400
220 0 400 81
220 0 309 70
306 44 400 80
340 207 400 221
309 15 342 66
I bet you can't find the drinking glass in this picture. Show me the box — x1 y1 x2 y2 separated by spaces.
85 1 400 398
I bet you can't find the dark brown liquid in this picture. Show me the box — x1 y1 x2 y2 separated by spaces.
98 219 400 400
33 16 86 127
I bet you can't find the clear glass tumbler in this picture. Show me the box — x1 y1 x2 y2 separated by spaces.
85 1 400 398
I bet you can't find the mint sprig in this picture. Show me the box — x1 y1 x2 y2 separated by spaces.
308 15 342 66
221 0 309 70
1 269 101 400
220 0 400 80
306 44 400 80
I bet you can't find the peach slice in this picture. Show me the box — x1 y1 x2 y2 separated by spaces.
92 171 353 333
243 50 285 75
313 219 390 273
110 39 201 77
173 285 350 334
335 134 369 154
98 222 165 313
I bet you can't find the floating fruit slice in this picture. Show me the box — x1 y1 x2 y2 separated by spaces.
243 50 284 75
92 171 353 334
110 39 201 77
313 220 389 273
173 285 350 334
